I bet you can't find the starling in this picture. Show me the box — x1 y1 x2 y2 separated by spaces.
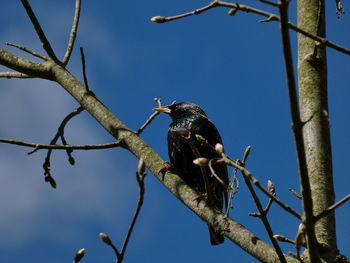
155 102 228 245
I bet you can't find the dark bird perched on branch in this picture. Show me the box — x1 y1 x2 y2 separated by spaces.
154 102 229 245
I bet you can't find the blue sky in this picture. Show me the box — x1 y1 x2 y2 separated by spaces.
0 1 349 262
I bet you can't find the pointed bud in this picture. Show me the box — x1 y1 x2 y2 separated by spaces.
267 180 275 195
193 157 210 166
215 143 224 154
99 233 112 245
74 248 85 263
273 234 287 242
151 16 167 23
228 8 237 16
294 223 306 250
138 158 146 176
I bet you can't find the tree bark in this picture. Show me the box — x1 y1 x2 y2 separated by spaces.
297 0 337 261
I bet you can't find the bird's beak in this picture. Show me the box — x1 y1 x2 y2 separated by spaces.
153 107 171 114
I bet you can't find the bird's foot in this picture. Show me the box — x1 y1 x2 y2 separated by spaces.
193 192 208 206
158 161 175 180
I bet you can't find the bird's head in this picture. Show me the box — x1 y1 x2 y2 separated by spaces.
154 102 207 121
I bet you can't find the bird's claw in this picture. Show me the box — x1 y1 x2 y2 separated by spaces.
193 192 208 206
158 161 175 180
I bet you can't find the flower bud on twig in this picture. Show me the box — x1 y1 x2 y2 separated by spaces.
151 16 167 23
193 157 210 166
267 180 275 195
294 223 306 250
73 248 85 263
99 232 112 245
215 143 224 154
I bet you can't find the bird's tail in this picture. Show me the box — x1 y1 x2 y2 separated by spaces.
208 226 224 245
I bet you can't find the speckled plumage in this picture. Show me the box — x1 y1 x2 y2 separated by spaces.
158 102 228 245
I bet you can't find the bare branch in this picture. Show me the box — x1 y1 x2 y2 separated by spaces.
151 1 218 23
224 157 302 220
315 193 350 221
135 98 163 135
289 188 302 200
151 1 350 56
63 0 81 65
0 138 122 152
0 71 31 79
0 49 53 79
79 47 90 91
5 42 47 60
117 159 147 263
20 0 59 61
237 151 286 263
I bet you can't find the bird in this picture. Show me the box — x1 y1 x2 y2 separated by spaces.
154 102 229 245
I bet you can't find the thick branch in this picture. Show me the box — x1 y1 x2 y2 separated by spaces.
0 49 53 79
278 1 320 262
47 62 297 263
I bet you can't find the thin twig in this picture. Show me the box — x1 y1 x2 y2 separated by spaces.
99 233 121 260
224 157 302 219
260 0 279 7
99 161 147 263
315 193 350 221
289 188 302 200
0 71 31 78
63 0 81 65
80 47 90 91
151 1 350 56
5 42 47 60
117 168 147 263
135 98 163 135
225 166 238 216
208 159 231 190
151 1 219 23
41 106 84 187
239 154 287 263
20 0 59 61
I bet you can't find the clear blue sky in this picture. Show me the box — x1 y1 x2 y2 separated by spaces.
0 1 349 262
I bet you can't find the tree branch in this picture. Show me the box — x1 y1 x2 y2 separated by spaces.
62 0 81 65
20 0 59 62
5 42 47 60
315 193 350 221
0 138 122 152
151 0 350 56
0 71 31 79
278 1 320 262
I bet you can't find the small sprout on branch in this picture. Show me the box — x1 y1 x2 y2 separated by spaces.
215 143 224 154
267 180 276 195
336 0 345 18
193 157 210 166
289 188 302 200
242 146 251 164
151 16 167 23
294 223 306 253
73 248 85 263
99 232 113 246
273 234 295 245
228 8 238 16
